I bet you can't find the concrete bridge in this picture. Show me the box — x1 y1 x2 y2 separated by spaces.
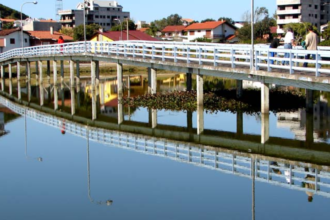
1 95 330 199
1 41 330 118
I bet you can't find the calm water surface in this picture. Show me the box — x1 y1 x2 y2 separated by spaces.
1 75 330 219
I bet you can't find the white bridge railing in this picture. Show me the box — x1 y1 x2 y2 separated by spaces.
1 41 330 77
1 95 330 198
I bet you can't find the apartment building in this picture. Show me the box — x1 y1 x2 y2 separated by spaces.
277 0 330 33
59 0 130 31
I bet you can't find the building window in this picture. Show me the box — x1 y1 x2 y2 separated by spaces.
10 38 15 44
293 15 298 19
107 16 110 18
315 14 318 19
118 8 120 11
309 4 312 7
107 8 110 11
25 38 28 43
315 5 318 10
107 23 110 26
95 7 99 10
293 5 298 9
95 15 99 18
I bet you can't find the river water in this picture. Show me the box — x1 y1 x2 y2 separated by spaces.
0 74 330 220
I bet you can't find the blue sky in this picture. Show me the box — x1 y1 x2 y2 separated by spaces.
4 0 276 22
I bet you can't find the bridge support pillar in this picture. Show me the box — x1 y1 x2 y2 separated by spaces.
117 63 123 97
61 83 65 108
18 81 21 100
71 87 75 115
306 109 314 144
70 60 74 87
40 84 44 106
147 67 157 94
76 61 80 85
91 61 96 86
9 80 12 95
100 83 105 105
197 71 204 135
92 86 97 121
8 63 12 79
96 61 100 85
197 104 204 135
46 60 50 81
151 109 157 129
54 85 58 110
17 62 21 80
38 61 43 84
27 62 31 82
0 65 3 78
237 110 243 136
76 84 81 108
0 79 3 92
261 113 269 144
60 60 64 82
53 60 58 84
261 83 269 114
306 89 314 113
35 61 39 78
27 81 31 102
186 73 192 91
118 102 124 125
236 80 243 98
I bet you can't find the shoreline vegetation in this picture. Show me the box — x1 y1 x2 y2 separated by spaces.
121 89 307 114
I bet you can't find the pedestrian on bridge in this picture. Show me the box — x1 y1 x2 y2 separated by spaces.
58 36 64 54
269 34 282 65
303 26 318 68
282 28 295 66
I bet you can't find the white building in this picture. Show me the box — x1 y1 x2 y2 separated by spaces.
184 21 237 43
136 21 147 30
0 28 30 53
59 0 130 30
277 0 330 33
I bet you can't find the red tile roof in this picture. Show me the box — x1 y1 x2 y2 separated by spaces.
0 28 23 36
270 26 277 34
28 31 73 41
138 28 149 32
182 18 194 23
39 19 57 23
185 21 237 31
0 18 15 23
162 25 186 33
226 34 236 40
99 30 158 41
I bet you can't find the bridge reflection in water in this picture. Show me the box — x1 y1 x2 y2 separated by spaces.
1 94 330 202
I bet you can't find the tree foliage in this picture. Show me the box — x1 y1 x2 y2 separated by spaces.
2 22 14 29
0 4 28 20
59 27 74 37
322 22 330 41
201 18 215 23
73 24 102 41
111 19 136 31
218 17 234 24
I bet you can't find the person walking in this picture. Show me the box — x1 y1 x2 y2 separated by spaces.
303 26 318 68
58 36 64 54
269 34 282 64
282 28 295 65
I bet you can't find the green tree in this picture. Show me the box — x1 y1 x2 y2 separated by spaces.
283 22 318 42
322 22 330 40
218 17 234 24
111 19 136 31
201 18 215 23
73 24 102 41
60 27 74 37
2 22 14 29
146 14 183 36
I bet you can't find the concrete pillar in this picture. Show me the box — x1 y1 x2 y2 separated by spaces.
261 83 269 114
151 109 157 129
92 86 97 121
61 83 65 107
39 84 44 106
306 89 314 113
187 110 193 131
91 61 96 86
53 60 57 84
118 102 124 125
46 60 51 81
27 81 31 102
186 73 192 91
9 80 12 95
237 110 243 136
54 85 58 110
60 60 64 82
150 68 157 94
8 63 12 79
27 62 31 82
127 75 131 98
0 65 3 78
76 83 81 108
38 61 43 84
236 80 243 98
1 79 4 92
71 87 75 115
35 61 39 76
261 113 270 144
76 61 80 85
18 81 21 100
117 63 123 98
196 71 203 106
70 60 74 86
147 67 151 94
17 62 21 80
100 83 105 105
197 104 204 135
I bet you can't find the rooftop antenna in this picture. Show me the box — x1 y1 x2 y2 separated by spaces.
55 0 63 21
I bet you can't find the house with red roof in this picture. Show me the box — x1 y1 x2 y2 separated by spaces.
91 30 158 42
28 27 73 46
182 18 194 26
184 21 237 42
161 25 186 40
0 28 30 53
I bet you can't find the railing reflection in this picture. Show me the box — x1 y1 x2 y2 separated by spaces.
1 95 330 200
